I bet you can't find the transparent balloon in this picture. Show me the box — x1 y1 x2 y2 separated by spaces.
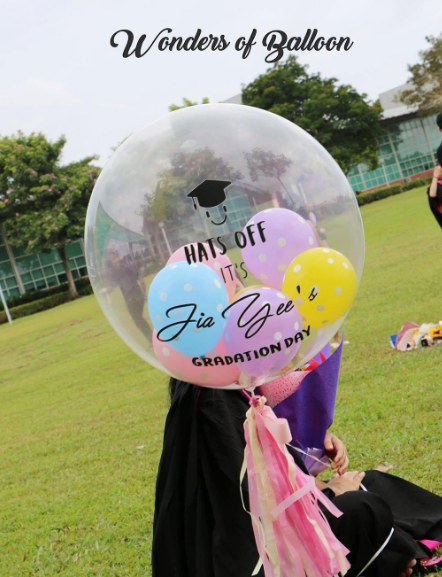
85 104 364 388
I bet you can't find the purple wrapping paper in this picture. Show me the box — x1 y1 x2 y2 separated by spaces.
272 339 343 468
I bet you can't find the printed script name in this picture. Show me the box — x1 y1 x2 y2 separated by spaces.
110 28 354 63
157 291 310 345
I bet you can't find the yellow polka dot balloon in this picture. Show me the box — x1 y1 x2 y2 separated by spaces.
282 248 357 329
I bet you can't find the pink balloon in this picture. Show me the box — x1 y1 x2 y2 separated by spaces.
167 243 236 299
241 208 318 289
223 287 303 378
153 331 241 388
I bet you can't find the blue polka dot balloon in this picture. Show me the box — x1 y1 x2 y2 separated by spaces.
148 261 229 357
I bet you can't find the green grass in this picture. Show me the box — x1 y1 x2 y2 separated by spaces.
2 186 442 575
0 298 167 576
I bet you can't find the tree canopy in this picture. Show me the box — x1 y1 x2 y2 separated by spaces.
400 34 442 115
242 56 383 173
0 132 100 298
145 147 242 222
169 97 209 111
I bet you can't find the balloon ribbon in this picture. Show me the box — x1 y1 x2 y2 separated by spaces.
242 394 350 577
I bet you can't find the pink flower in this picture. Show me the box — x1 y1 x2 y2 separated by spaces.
46 216 52 221
53 242 59 247
4 199 8 203
29 169 36 175
6 189 13 194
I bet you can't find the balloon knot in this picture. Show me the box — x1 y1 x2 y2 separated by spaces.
250 394 266 410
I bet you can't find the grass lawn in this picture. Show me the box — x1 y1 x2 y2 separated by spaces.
2 187 442 575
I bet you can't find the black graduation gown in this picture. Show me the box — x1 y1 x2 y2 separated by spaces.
151 382 442 577
427 182 442 229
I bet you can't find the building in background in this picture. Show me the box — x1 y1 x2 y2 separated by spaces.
0 228 87 300
347 84 441 192
2 85 440 301
226 86 441 192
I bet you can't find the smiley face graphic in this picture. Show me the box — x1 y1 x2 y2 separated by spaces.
187 180 231 226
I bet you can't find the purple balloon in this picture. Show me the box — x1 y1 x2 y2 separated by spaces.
223 287 303 378
241 208 318 289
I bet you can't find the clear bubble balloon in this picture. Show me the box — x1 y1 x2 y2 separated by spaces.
85 103 364 388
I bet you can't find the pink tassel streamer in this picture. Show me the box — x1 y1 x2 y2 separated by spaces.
243 395 350 577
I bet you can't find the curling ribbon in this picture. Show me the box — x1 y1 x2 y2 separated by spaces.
243 395 350 577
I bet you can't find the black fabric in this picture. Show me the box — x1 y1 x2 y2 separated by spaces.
152 383 262 577
363 471 442 555
427 185 442 229
428 196 442 229
437 141 442 167
152 383 442 577
324 490 417 577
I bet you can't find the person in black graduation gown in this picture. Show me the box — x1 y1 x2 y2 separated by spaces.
436 112 442 167
427 163 442 229
152 380 442 577
426 112 442 229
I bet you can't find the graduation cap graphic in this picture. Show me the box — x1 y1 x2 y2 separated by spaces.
187 180 232 226
187 180 231 209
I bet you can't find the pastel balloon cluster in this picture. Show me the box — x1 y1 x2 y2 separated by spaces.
242 208 319 288
148 248 241 387
148 208 358 388
167 243 236 299
153 331 240 388
224 287 303 378
240 208 357 329
85 103 365 389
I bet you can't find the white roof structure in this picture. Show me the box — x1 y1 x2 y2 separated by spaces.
223 94 243 105
378 83 417 120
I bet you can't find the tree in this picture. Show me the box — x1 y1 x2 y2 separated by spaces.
244 148 297 206
169 97 209 112
0 133 100 299
400 34 442 114
145 147 243 222
242 56 383 173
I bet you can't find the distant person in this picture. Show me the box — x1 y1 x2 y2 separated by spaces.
437 112 442 167
103 248 151 340
427 163 442 229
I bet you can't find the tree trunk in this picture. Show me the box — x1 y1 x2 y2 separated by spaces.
58 246 78 299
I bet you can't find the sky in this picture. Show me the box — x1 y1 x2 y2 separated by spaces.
1 0 441 167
